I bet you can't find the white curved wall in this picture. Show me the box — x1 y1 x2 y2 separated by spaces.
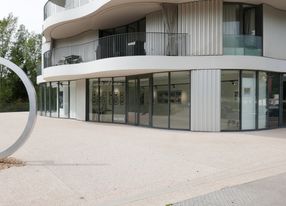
38 55 286 83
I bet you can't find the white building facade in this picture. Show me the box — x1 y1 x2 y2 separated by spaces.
38 0 286 132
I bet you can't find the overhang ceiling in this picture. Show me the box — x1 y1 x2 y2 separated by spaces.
49 0 66 7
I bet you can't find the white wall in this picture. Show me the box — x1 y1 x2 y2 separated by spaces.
263 4 286 60
76 79 86 121
178 0 223 56
191 70 221 132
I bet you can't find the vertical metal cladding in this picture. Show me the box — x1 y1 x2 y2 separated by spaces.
178 0 223 56
191 70 221 132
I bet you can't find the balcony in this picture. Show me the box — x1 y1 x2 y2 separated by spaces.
44 0 93 20
43 32 188 68
223 35 262 56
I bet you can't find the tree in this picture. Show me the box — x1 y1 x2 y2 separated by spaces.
0 14 41 112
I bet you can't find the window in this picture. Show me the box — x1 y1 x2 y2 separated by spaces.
221 71 240 130
89 79 99 122
241 71 256 130
99 78 113 122
258 72 267 129
59 81 69 118
170 71 190 130
113 77 126 123
268 73 281 128
153 73 169 128
223 3 262 56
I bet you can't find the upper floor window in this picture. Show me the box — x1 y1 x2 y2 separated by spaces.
223 3 263 56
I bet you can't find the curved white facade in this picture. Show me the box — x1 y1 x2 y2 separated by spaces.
39 0 286 132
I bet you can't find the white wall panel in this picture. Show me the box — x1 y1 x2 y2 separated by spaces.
263 4 286 60
191 70 221 132
178 0 223 56
76 79 86 121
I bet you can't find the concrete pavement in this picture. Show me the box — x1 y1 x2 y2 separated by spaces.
0 112 286 206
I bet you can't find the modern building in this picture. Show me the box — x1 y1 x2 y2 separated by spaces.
38 0 286 132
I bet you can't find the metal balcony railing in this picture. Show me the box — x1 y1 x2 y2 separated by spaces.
44 0 93 20
223 35 262 56
43 32 189 68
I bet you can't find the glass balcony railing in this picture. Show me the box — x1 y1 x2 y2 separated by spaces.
44 0 94 20
223 35 262 56
43 32 188 68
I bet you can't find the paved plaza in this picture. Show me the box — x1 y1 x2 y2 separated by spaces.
1 112 286 206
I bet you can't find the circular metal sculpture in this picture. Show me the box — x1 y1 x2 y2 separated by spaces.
0 57 37 159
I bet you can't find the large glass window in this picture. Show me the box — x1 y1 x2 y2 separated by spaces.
258 72 267 129
89 78 99 122
45 83 51 116
221 71 240 130
39 84 46 116
241 71 256 130
113 77 126 123
100 78 113 122
50 82 59 118
59 81 69 118
223 3 262 56
170 71 190 130
139 78 151 126
153 73 169 128
283 75 286 126
70 81 77 119
268 73 281 129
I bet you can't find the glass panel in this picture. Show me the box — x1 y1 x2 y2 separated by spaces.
69 81 77 119
46 83 50 116
50 82 58 118
283 79 286 126
221 71 240 130
153 73 169 128
268 73 280 129
100 78 113 122
128 79 137 124
59 81 69 118
39 84 46 116
139 78 150 126
258 72 267 129
113 77 126 123
170 72 190 130
241 71 256 130
89 79 99 121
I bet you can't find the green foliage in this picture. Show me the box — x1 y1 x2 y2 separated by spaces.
0 13 41 112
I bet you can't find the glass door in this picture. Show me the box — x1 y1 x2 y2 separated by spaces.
127 75 151 126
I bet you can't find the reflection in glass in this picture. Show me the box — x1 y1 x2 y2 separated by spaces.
258 72 267 129
139 78 150 126
153 73 169 128
241 71 256 130
45 83 50 116
113 77 126 123
89 79 99 121
69 81 77 119
221 71 240 130
50 82 58 117
39 84 46 116
170 72 190 129
59 81 69 118
268 73 280 128
100 78 113 122
127 79 137 124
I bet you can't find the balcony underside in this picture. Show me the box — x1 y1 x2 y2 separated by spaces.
38 55 286 83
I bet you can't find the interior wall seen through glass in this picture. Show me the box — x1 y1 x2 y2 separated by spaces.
170 71 190 130
153 73 169 128
113 77 126 123
59 81 69 118
268 73 281 129
99 78 113 122
221 71 240 130
258 72 267 129
241 71 256 130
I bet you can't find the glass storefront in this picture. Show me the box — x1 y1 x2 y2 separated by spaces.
38 70 283 132
221 70 282 131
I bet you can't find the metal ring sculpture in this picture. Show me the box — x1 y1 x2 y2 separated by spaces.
0 57 37 159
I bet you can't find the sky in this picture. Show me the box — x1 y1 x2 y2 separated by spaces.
0 0 47 33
